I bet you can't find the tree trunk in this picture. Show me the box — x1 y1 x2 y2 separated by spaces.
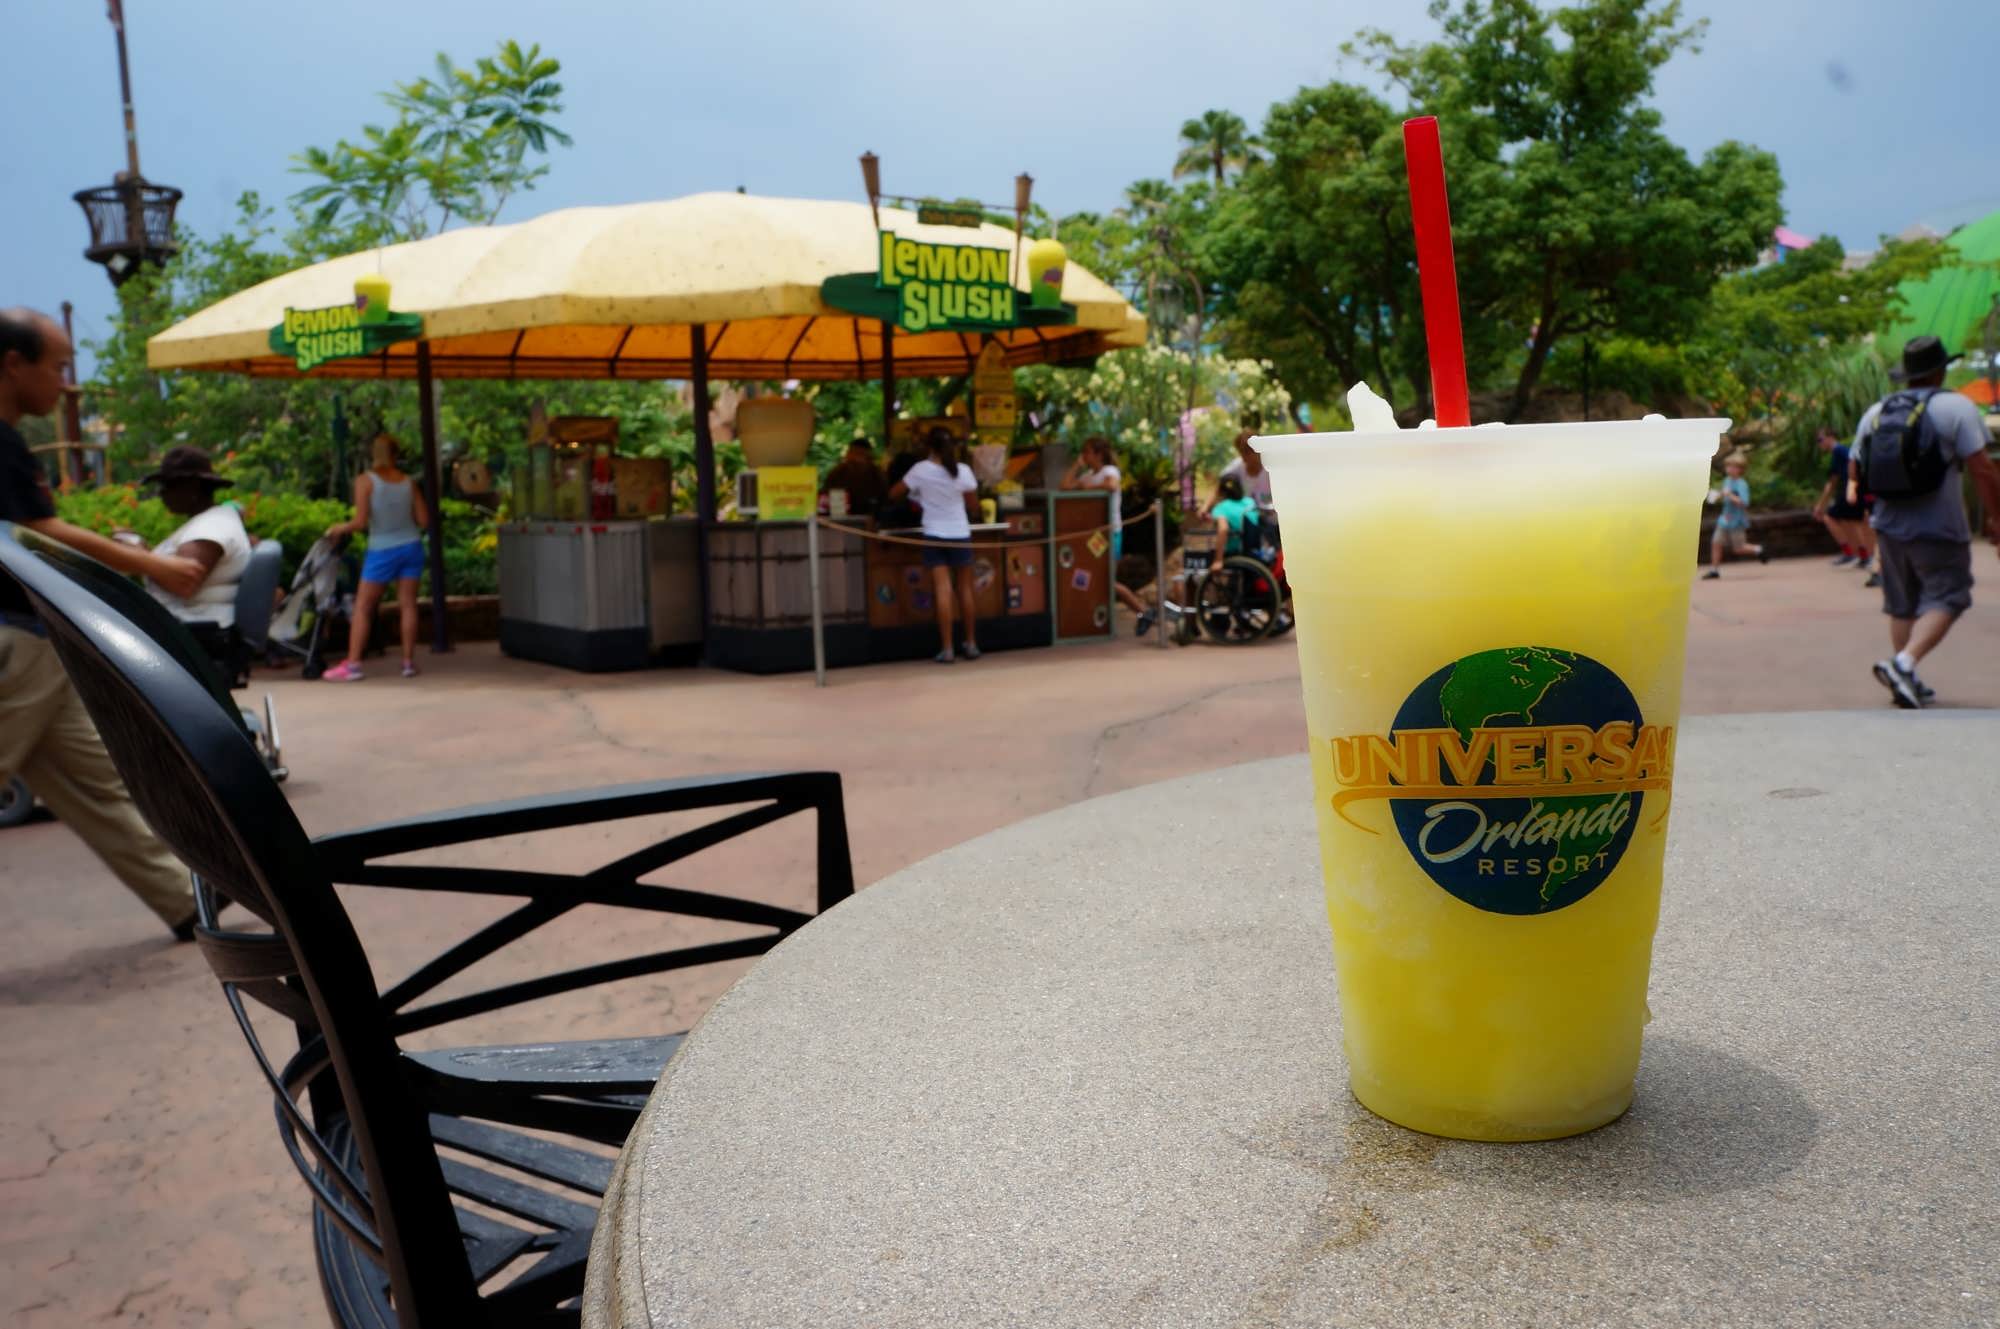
1509 305 1562 423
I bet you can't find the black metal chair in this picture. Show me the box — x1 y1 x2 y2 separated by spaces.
0 531 854 1328
11 526 290 778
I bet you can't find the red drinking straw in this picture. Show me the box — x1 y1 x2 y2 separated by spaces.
1401 116 1471 428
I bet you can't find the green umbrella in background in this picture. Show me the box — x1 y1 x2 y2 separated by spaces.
1884 208 2000 359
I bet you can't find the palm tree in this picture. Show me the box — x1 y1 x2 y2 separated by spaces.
1120 178 1173 224
1172 109 1258 187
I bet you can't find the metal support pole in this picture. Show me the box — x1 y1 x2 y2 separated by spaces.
417 343 450 653
880 321 896 452
807 516 827 688
1154 502 1168 649
691 323 715 647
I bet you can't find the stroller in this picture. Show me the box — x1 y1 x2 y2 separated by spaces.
267 534 355 680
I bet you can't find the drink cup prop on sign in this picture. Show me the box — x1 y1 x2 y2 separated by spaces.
1253 117 1729 1141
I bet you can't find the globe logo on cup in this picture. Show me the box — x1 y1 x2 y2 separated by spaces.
1327 647 1674 914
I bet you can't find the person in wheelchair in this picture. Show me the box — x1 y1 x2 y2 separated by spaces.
1210 474 1262 558
1208 474 1293 637
135 445 252 628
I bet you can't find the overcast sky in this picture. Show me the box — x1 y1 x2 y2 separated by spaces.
6 0 1993 374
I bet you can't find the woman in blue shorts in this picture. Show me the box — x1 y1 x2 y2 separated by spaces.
322 433 431 680
890 427 980 663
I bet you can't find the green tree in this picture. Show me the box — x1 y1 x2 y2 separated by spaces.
86 41 593 495
1172 109 1260 187
293 40 570 240
1206 0 1782 421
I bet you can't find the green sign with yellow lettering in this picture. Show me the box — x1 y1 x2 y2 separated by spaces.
267 276 423 372
818 232 1077 336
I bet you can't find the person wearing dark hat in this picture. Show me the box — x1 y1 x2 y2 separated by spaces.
1846 334 2000 708
0 306 198 940
138 445 252 626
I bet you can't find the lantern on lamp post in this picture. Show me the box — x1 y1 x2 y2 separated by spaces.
73 0 180 287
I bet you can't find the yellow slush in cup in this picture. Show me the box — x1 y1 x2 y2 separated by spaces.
1255 414 1727 1140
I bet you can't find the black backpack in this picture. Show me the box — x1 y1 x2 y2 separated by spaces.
1856 389 1952 499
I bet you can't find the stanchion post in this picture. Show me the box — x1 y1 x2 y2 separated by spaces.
1154 502 1168 649
807 516 827 688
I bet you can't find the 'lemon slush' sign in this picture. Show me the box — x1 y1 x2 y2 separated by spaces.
268 276 424 372
875 233 1016 335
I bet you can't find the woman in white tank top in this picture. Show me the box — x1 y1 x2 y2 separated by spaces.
321 433 431 680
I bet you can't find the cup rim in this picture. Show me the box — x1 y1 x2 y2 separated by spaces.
1251 416 1733 465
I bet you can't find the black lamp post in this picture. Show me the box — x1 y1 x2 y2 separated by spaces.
73 0 180 287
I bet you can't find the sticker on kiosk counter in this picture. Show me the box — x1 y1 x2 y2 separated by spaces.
1071 568 1091 592
1058 545 1075 570
1086 532 1108 560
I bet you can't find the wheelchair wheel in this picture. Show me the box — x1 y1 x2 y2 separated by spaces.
1195 557 1281 644
0 777 33 830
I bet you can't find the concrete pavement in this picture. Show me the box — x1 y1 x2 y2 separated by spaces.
2 552 1995 1326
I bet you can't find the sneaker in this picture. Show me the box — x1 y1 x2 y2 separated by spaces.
934 650 955 665
170 912 197 943
1863 571 1881 588
401 660 420 678
959 642 981 661
1830 553 1855 567
1700 569 1720 580
1872 659 1924 709
322 660 364 682
1135 610 1155 637
1917 679 1937 704
1757 547 1770 565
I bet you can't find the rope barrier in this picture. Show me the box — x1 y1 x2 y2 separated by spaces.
816 503 1162 552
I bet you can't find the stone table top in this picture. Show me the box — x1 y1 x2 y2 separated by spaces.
583 710 2000 1329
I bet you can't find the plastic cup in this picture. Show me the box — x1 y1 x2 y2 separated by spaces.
1255 417 1728 1141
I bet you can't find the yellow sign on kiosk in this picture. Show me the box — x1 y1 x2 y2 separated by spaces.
756 466 818 521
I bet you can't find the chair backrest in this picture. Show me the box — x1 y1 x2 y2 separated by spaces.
0 525 481 1323
234 539 283 652
13 526 247 724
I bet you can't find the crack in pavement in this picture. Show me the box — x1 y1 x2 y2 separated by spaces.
559 688 682 764
102 1279 167 1320
1082 672 1296 799
0 1125 77 1184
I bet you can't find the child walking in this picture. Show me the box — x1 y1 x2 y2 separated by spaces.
1702 453 1767 580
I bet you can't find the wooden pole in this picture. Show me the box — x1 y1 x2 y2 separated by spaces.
60 302 84 487
417 342 450 653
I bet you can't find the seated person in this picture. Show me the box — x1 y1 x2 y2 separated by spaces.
139 445 252 626
1210 475 1261 556
823 437 887 515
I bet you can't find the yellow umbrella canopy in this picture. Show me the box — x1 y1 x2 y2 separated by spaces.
147 192 1147 379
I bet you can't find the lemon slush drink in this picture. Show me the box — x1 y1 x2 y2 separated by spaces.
1256 417 1727 1141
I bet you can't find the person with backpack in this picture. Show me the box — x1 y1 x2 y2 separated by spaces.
1847 335 2000 708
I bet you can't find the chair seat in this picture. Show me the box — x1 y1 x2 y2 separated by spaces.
406 1034 682 1096
317 1105 634 1329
